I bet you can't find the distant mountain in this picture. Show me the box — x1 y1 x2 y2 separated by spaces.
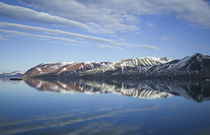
0 71 24 77
22 53 210 80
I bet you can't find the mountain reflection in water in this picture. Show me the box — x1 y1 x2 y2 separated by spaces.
24 78 210 102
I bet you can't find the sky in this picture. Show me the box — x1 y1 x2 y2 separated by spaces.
0 0 210 72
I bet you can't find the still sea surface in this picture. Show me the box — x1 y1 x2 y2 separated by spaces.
0 78 210 135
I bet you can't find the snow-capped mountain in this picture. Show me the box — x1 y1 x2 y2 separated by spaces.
23 57 170 78
149 53 210 73
85 57 170 75
83 53 210 80
24 78 210 102
143 53 210 80
22 53 210 80
22 61 108 77
0 71 24 77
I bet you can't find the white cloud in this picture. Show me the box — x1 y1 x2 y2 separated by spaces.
193 45 210 51
0 22 115 44
21 0 140 33
0 1 90 30
169 48 176 51
1 0 209 35
97 44 122 50
146 23 155 28
0 35 7 40
0 22 160 50
0 29 75 43
161 36 171 41
135 44 159 50
121 43 159 50
21 0 210 30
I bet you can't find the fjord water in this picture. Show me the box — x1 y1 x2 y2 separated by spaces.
0 78 210 135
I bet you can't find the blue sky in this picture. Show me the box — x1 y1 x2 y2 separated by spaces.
0 0 210 72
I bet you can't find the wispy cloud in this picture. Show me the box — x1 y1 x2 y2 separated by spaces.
0 22 115 44
169 48 176 51
1 0 209 36
193 45 210 51
0 29 75 43
21 0 140 33
62 121 140 135
0 106 158 135
146 23 155 28
21 0 210 30
122 43 160 50
0 34 7 40
0 22 159 50
0 1 90 30
161 36 171 41
135 44 159 50
97 44 122 50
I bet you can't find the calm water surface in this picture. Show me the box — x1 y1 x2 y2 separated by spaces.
0 78 210 135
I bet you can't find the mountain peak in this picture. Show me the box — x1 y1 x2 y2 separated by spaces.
192 53 202 56
189 53 210 62
160 57 170 62
190 53 210 59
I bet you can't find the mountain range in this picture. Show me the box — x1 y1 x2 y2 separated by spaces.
22 53 210 80
0 71 24 77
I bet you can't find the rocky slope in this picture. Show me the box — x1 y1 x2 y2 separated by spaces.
22 61 108 77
